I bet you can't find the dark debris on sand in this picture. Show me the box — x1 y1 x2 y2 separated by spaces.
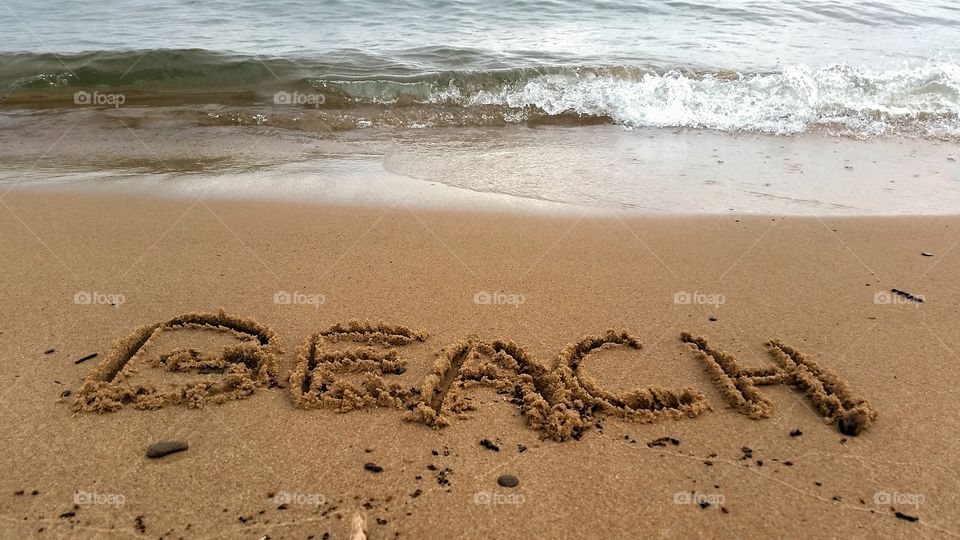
73 353 98 365
146 441 188 459
479 439 500 452
894 511 919 522
647 437 679 448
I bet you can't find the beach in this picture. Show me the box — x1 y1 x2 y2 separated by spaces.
2 0 960 537
0 189 957 538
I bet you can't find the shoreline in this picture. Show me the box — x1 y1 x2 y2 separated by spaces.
0 189 957 537
1 121 958 215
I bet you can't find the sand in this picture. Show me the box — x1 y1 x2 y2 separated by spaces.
0 189 958 538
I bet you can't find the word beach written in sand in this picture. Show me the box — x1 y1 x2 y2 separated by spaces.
73 311 877 440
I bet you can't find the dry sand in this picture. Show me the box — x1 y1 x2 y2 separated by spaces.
0 190 958 538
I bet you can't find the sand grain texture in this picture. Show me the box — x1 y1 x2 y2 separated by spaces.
0 191 957 538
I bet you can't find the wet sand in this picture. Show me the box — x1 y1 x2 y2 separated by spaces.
1 116 958 215
0 190 958 538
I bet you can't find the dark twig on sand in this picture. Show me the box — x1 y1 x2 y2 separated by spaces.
73 353 98 365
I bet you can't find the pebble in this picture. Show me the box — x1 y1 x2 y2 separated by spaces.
479 439 500 452
364 462 383 473
789 429 802 437
921 252 934 257
497 474 519 488
146 441 188 459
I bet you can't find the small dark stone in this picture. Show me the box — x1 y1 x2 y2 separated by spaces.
479 439 500 451
815 481 822 487
277 504 288 510
838 411 867 436
720 507 729 514
60 390 71 398
431 450 438 456
410 489 422 498
497 474 519 488
146 440 188 458
44 349 55 355
364 462 383 473
789 429 802 437
708 316 718 322
784 461 793 466
756 460 763 467
517 444 527 453
59 511 75 519
894 511 919 522
921 252 933 257
698 501 710 509
376 518 387 525
31 490 39 496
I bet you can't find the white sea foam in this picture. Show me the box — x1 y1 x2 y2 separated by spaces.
432 62 960 138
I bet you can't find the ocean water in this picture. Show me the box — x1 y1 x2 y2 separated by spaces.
1 0 959 138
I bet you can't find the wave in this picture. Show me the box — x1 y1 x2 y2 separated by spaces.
1 50 958 138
